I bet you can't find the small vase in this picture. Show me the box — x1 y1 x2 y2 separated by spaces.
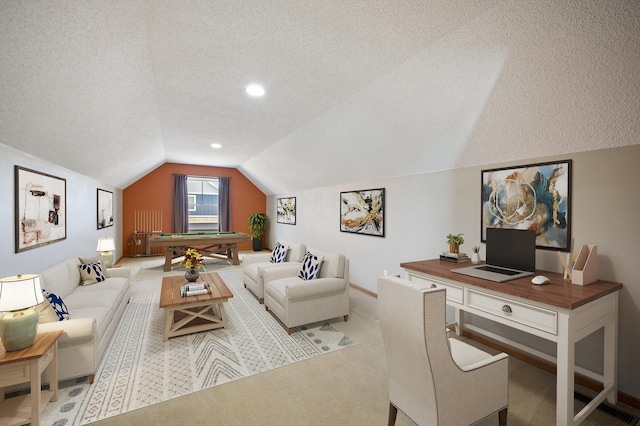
471 253 480 264
185 268 199 282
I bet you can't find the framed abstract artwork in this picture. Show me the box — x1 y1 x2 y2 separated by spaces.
15 166 67 252
97 188 114 229
481 160 572 251
276 197 296 225
340 188 385 237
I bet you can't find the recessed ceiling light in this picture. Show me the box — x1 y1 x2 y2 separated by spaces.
210 143 222 149
246 84 265 97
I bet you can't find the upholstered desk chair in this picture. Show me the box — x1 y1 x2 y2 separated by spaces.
243 240 306 303
378 276 509 426
263 247 349 334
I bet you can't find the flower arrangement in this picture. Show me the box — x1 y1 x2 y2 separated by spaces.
181 248 204 269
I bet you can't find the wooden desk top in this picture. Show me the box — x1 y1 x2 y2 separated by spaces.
159 272 234 308
401 259 623 310
0 331 63 364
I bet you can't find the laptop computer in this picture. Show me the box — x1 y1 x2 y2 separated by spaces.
452 228 536 283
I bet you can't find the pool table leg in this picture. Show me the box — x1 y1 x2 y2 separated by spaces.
230 245 240 265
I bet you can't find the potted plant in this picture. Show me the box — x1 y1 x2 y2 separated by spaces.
446 233 464 254
248 213 267 251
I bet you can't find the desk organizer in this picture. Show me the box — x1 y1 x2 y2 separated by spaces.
572 244 598 285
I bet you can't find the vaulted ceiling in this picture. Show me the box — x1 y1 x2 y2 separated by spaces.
1 1 638 195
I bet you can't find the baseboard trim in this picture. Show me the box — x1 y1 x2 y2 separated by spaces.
350 282 377 298
463 329 640 410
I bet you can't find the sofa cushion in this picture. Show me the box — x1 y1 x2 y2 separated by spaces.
42 289 70 321
79 262 107 286
69 306 113 343
270 242 289 264
279 240 306 262
35 300 60 323
67 277 129 310
298 251 324 281
306 246 344 279
39 261 74 299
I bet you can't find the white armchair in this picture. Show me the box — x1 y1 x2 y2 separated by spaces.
242 239 306 303
378 276 509 426
263 247 349 334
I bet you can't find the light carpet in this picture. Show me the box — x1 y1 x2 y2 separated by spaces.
40 270 355 425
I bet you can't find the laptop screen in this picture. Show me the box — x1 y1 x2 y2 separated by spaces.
486 228 536 272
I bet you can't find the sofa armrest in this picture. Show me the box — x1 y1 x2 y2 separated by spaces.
286 277 347 301
107 267 131 279
263 264 302 282
37 317 96 343
242 253 273 265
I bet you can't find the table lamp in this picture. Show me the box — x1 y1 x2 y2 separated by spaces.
97 237 116 268
0 274 45 351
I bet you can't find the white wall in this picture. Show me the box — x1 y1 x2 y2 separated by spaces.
267 144 640 398
0 143 123 277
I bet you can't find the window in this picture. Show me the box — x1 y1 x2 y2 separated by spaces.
186 177 219 232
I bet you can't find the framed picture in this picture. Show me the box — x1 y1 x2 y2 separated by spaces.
340 188 385 237
97 188 114 229
276 197 296 225
15 166 67 253
481 160 572 251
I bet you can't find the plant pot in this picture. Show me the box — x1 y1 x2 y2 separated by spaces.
252 238 263 251
449 243 459 254
185 268 199 282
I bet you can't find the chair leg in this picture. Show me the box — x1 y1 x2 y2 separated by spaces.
498 407 507 426
344 314 349 322
388 402 398 426
287 328 293 335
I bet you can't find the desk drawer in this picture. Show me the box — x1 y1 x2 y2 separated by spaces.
467 289 557 335
406 274 463 304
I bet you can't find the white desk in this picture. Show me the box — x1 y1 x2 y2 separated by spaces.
401 259 622 426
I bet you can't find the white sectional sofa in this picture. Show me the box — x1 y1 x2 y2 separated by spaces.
36 256 131 383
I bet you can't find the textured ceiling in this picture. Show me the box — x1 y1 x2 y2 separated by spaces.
1 1 638 194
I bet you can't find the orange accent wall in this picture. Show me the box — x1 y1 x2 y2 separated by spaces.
122 162 266 256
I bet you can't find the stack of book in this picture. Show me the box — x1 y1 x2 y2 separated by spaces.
180 283 212 297
439 252 470 263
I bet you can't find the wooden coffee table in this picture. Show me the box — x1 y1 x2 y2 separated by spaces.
159 272 234 341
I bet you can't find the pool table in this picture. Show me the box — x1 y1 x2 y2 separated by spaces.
149 232 252 271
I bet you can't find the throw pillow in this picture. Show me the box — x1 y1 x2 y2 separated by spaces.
79 262 106 286
42 289 70 321
270 242 290 264
298 251 324 281
35 300 59 324
80 256 110 278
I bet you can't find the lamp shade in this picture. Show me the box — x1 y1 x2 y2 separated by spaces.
97 237 116 252
0 274 44 312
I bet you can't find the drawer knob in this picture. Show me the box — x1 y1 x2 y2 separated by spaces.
430 284 437 289
502 305 512 314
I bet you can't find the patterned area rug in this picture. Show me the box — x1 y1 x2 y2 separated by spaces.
40 270 355 425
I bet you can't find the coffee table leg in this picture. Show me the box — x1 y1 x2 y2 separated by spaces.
218 303 228 329
163 309 174 341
